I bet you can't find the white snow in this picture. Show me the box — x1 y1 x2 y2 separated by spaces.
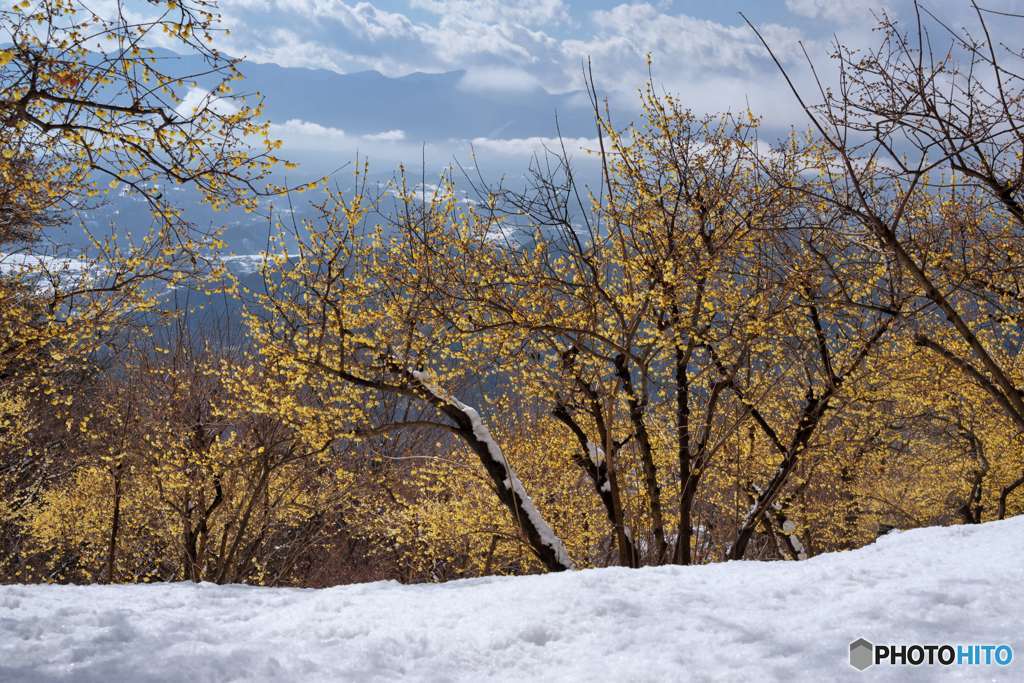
0 252 88 275
779 519 808 560
219 253 299 276
219 253 266 275
788 533 808 560
0 252 92 293
1 517 1022 682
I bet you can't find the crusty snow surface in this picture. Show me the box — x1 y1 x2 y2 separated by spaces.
1 517 1021 682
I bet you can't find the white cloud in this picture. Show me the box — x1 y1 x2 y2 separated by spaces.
175 88 240 118
219 26 421 74
210 0 979 133
469 135 598 158
209 2 820 129
409 0 569 27
217 0 563 76
552 3 814 123
269 119 350 148
364 129 406 141
785 0 887 23
565 3 805 78
268 120 437 165
265 118 601 173
458 66 542 93
223 0 417 39
272 120 406 146
270 119 592 160
420 15 558 66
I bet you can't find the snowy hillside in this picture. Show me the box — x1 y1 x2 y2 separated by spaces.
2 518 1021 682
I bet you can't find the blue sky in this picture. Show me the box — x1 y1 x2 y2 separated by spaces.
213 0 840 95
97 0 1024 247
204 1 1024 118
139 1 1024 175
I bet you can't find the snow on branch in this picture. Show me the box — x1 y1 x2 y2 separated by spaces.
409 370 575 572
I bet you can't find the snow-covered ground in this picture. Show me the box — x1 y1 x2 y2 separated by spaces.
1 517 1021 682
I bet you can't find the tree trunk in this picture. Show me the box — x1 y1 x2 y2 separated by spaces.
677 475 697 566
185 478 224 582
614 354 667 562
839 466 860 549
552 402 640 566
104 464 123 584
998 473 1024 520
674 345 693 565
410 370 574 572
601 397 636 569
729 397 823 560
957 430 988 525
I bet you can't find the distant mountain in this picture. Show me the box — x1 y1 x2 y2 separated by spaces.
149 48 593 141
47 50 599 252
238 64 593 141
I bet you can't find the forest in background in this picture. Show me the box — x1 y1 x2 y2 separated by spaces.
2 0 1023 586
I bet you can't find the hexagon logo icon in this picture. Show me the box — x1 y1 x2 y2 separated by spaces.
849 638 874 671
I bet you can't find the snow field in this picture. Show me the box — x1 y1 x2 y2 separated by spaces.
1 516 1021 682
